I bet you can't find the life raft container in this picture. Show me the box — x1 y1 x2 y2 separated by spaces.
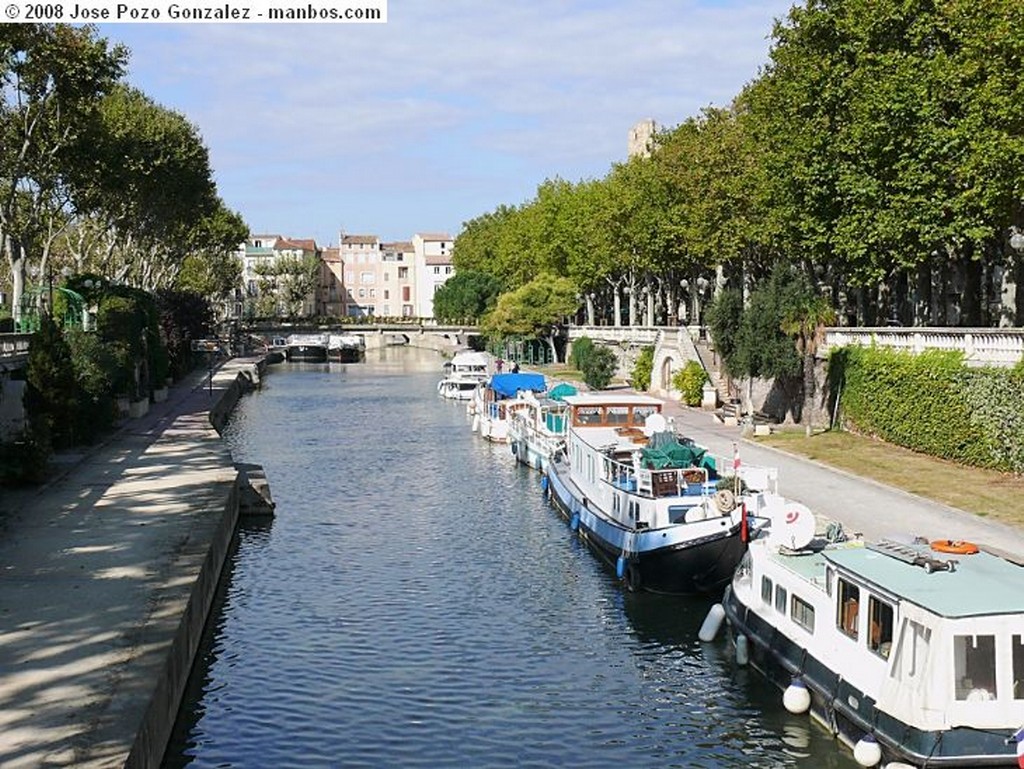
930 539 980 555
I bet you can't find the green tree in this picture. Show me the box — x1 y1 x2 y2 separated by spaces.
780 281 836 434
481 273 577 362
0 24 126 321
432 269 501 322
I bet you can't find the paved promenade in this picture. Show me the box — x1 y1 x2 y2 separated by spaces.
0 360 261 769
661 401 1024 560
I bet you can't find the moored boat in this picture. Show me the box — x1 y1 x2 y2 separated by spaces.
721 521 1024 767
543 392 778 595
470 372 546 443
507 383 576 472
438 350 490 400
328 333 365 362
285 333 329 362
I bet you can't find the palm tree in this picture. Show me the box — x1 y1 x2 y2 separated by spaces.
781 294 836 436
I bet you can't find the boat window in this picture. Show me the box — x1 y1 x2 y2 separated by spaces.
761 576 773 606
791 595 815 633
836 579 860 639
667 505 688 524
774 585 788 614
606 406 629 425
954 634 997 701
632 406 656 425
575 407 602 426
1013 635 1024 700
868 597 894 659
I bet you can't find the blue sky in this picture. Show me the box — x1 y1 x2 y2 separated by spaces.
98 0 794 247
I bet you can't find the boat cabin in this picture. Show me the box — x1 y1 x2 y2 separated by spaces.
749 538 1024 735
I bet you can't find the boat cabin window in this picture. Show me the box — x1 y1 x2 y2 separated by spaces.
868 597 894 659
837 579 860 639
761 576 773 606
576 407 602 425
774 585 788 615
955 634 997 701
606 406 629 425
1015 635 1024 700
632 406 657 425
791 595 815 633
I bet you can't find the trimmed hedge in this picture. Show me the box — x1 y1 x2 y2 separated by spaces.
831 346 1024 472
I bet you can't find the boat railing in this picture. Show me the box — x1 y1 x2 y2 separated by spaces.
604 452 711 499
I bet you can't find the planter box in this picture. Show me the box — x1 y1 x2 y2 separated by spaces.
129 399 149 418
152 387 168 403
116 396 130 417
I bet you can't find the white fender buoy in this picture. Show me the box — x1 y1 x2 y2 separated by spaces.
735 633 749 666
471 414 480 432
698 603 725 642
883 764 915 769
783 677 811 714
853 734 882 767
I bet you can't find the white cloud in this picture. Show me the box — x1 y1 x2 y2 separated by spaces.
101 0 793 243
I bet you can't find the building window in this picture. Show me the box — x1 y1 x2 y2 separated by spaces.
384 290 390 299
445 266 453 274
399 267 408 279
791 595 815 633
360 272 374 284
358 288 366 298
369 289 375 298
402 286 411 301
433 266 440 275
384 272 390 282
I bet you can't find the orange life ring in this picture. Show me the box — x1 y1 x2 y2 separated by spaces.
930 539 979 555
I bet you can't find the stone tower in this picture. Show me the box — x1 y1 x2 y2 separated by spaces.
628 118 658 158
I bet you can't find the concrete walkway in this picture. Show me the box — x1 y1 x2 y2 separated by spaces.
661 401 1024 560
0 359 261 769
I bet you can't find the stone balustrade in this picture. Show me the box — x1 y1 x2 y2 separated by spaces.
822 327 1024 367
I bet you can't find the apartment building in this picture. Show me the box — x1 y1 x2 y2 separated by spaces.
412 232 454 321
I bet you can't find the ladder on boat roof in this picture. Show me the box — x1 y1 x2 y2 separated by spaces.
868 539 957 573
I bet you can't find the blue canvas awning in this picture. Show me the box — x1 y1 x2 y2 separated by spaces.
489 373 546 398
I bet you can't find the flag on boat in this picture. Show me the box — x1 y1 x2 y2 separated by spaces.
1016 726 1024 769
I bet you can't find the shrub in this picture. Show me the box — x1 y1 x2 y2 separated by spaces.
631 346 654 391
569 336 595 371
672 360 707 406
581 344 617 390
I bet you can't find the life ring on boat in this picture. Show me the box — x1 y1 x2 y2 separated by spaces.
930 539 979 555
623 562 642 592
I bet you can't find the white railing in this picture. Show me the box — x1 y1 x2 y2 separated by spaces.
569 324 702 346
822 327 1024 367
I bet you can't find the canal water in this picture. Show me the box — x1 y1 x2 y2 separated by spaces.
163 348 858 768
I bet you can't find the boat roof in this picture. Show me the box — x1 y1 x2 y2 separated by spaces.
488 372 546 398
561 393 663 408
451 351 489 365
822 542 1024 618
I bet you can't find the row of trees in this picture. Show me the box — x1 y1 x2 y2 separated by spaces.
446 0 1024 339
1 24 247 321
